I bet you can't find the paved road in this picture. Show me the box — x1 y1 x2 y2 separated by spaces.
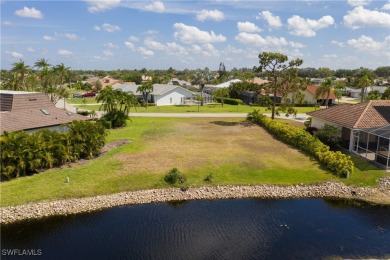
56 99 309 122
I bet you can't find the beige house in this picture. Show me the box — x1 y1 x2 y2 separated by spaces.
307 100 390 169
0 90 86 134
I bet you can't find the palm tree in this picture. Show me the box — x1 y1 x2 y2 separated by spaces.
34 58 50 70
54 63 70 86
96 86 117 113
137 82 154 109
11 60 30 90
357 75 372 102
315 77 333 107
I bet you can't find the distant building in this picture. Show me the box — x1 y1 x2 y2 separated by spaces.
0 90 86 134
167 78 192 89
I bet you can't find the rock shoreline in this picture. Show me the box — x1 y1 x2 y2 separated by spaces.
1 180 390 225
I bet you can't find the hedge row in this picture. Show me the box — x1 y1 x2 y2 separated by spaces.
1 120 107 181
247 110 354 177
215 97 243 105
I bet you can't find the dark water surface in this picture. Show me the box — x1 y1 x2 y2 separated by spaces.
1 199 390 259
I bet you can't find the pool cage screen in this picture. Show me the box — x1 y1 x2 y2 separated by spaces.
352 125 390 169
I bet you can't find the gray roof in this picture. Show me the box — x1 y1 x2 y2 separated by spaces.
112 84 141 95
0 91 86 133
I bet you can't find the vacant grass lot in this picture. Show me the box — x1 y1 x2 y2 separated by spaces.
1 118 385 206
74 103 318 114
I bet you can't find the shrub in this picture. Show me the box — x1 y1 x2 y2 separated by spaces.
204 173 213 182
1 120 107 181
215 97 243 105
77 110 91 116
98 118 112 129
164 168 186 185
101 110 128 128
247 110 354 177
314 124 342 149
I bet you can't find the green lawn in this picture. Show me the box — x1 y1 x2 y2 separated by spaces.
67 97 100 105
1 117 385 207
74 103 318 114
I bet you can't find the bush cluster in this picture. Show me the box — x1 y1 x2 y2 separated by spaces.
247 110 354 177
164 168 186 184
1 120 107 181
215 97 243 105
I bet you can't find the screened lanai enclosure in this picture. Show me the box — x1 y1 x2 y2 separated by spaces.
352 125 390 170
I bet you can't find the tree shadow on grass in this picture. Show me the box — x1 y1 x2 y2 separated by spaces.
210 121 253 127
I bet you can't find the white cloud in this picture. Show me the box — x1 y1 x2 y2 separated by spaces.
196 9 225 21
124 41 135 50
105 43 119 48
331 40 345 47
94 25 101 31
256 11 282 29
344 6 390 29
43 35 55 41
128 36 139 41
27 47 35 52
144 38 166 51
15 6 43 19
382 1 390 10
86 0 121 13
11 51 24 58
190 43 220 56
58 49 73 56
223 45 244 55
144 1 165 13
289 41 306 49
103 50 114 56
166 42 187 55
138 47 154 56
237 22 261 33
347 0 372 7
323 54 338 58
173 23 226 44
235 32 288 48
287 15 334 37
347 35 390 52
3 21 12 26
65 33 79 40
101 23 121 32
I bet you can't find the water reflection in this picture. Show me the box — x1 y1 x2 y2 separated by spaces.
2 199 390 260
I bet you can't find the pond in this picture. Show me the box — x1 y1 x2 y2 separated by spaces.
1 199 390 259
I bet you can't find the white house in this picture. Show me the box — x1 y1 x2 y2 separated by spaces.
213 79 242 89
150 84 194 106
113 84 194 106
287 85 337 105
349 86 389 99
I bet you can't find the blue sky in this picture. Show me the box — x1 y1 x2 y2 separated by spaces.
1 0 390 71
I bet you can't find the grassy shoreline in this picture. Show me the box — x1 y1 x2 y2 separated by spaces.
1 117 386 207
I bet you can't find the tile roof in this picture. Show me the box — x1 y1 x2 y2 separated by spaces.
306 85 337 100
307 100 390 129
0 91 86 133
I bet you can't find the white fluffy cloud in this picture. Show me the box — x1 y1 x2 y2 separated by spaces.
105 43 119 48
344 6 390 29
124 41 135 50
287 15 334 37
128 36 139 42
190 43 220 56
58 49 73 56
331 40 345 47
196 9 225 21
348 35 390 52
237 22 261 33
15 6 43 19
382 1 390 10
103 50 114 56
65 33 79 40
86 0 121 13
347 0 372 7
138 47 154 57
235 32 287 47
96 23 121 32
256 11 282 29
144 1 165 13
43 35 55 41
166 42 187 55
11 51 24 58
173 23 226 44
144 38 166 51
